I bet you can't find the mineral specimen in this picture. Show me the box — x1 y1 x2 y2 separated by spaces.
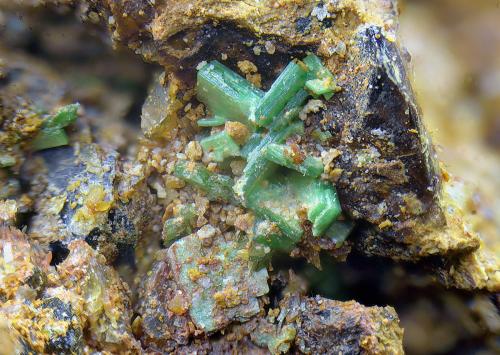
0 0 496 353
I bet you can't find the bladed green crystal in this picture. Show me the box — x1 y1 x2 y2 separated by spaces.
197 61 263 125
197 116 226 127
32 128 70 151
262 143 324 178
162 204 197 246
304 54 339 99
32 103 80 151
174 160 236 203
323 219 355 245
44 103 80 129
252 60 308 126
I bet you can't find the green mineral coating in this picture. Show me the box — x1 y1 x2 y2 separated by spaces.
303 54 339 99
174 160 236 203
32 103 80 151
197 61 263 125
0 154 16 168
200 131 240 162
197 116 226 127
162 204 197 246
323 219 355 245
252 60 308 126
262 143 324 178
167 233 269 332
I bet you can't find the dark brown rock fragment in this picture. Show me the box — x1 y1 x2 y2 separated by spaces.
281 294 404 354
136 250 193 353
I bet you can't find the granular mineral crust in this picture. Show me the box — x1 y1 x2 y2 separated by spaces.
136 250 193 353
0 227 140 353
0 226 49 301
55 240 141 352
166 231 269 333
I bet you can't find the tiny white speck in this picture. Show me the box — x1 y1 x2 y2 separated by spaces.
196 61 208 70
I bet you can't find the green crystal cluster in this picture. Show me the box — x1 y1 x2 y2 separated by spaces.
32 103 80 151
173 54 344 262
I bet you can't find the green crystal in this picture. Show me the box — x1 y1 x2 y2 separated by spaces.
304 54 339 99
197 61 263 125
32 128 69 151
323 219 354 245
252 60 308 126
174 160 236 203
43 103 80 129
32 103 80 151
200 131 240 162
162 204 197 246
193 54 344 256
262 143 324 178
197 116 226 127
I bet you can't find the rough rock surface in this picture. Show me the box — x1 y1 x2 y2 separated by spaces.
136 250 193 353
84 0 480 263
0 227 141 353
55 240 141 352
0 226 49 301
28 143 155 263
281 294 404 354
431 179 500 292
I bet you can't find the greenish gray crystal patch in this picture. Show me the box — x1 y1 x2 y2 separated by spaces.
166 232 269 332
